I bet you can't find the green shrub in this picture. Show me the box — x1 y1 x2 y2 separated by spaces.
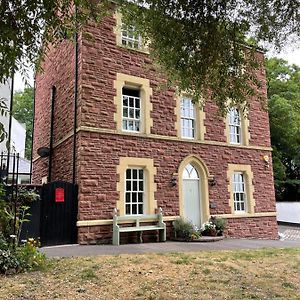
0 232 9 250
0 237 46 275
0 249 20 274
210 217 226 236
173 218 200 240
16 239 46 272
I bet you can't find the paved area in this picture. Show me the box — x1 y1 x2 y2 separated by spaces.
41 225 300 258
41 238 300 258
279 224 300 241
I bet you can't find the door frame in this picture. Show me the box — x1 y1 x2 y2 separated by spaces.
178 155 211 226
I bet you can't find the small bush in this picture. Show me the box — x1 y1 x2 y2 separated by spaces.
16 239 46 272
0 232 9 250
173 218 200 240
0 237 46 275
210 217 226 236
0 249 20 274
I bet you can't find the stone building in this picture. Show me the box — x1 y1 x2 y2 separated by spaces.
32 10 278 244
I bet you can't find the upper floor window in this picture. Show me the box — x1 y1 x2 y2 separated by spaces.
232 172 246 213
228 108 241 144
114 12 149 53
121 25 143 49
122 88 141 132
125 168 144 215
181 97 195 139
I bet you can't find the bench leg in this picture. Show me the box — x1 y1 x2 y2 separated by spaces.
113 228 120 246
159 226 166 242
138 231 143 243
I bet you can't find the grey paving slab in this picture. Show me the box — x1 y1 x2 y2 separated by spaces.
41 238 300 258
279 224 300 241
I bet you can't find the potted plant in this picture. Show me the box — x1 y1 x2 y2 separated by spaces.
201 217 226 237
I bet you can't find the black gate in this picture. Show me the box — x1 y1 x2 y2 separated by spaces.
40 181 78 246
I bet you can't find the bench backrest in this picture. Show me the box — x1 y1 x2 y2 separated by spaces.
113 208 164 227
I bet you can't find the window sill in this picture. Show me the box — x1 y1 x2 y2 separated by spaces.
211 212 277 219
117 44 150 55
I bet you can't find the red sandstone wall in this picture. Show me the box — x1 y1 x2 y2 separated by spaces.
33 39 80 184
80 16 272 148
77 131 276 220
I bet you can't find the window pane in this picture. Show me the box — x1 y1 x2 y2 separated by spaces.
132 193 137 203
132 204 137 215
132 169 137 179
126 169 131 179
139 181 143 191
125 192 130 203
135 109 140 119
128 97 134 107
139 169 143 179
133 180 137 191
138 192 143 203
138 204 143 214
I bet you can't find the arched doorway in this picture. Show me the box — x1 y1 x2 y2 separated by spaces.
178 155 211 228
182 164 201 227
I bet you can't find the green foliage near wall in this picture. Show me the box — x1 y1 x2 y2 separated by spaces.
266 58 300 201
12 87 34 160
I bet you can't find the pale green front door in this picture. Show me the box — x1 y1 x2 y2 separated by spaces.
183 164 201 228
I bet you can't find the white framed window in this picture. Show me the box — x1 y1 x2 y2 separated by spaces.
121 25 142 49
122 88 141 132
232 172 246 213
125 168 144 215
229 108 241 144
181 97 195 139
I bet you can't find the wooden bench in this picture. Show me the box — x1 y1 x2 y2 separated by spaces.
112 208 166 246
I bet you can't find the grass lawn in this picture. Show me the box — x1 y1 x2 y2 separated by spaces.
0 248 300 299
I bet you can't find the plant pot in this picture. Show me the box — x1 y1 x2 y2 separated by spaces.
201 228 217 237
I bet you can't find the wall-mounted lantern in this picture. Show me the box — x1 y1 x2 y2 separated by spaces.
262 155 270 168
208 176 217 186
171 173 178 187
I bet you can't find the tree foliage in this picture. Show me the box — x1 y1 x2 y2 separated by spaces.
12 87 34 160
0 0 111 81
118 0 300 111
266 58 300 201
0 1 300 111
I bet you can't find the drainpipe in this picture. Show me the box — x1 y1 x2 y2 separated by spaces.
29 77 36 183
48 86 56 182
72 5 79 185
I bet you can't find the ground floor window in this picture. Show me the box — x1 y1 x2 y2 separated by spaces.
125 168 144 215
232 172 246 212
227 164 255 215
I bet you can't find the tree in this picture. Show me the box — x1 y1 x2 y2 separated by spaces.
0 1 299 111
12 87 34 160
266 58 300 201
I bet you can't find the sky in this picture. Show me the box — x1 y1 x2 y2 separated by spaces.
13 47 300 92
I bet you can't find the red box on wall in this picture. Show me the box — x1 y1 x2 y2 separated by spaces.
55 188 65 203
